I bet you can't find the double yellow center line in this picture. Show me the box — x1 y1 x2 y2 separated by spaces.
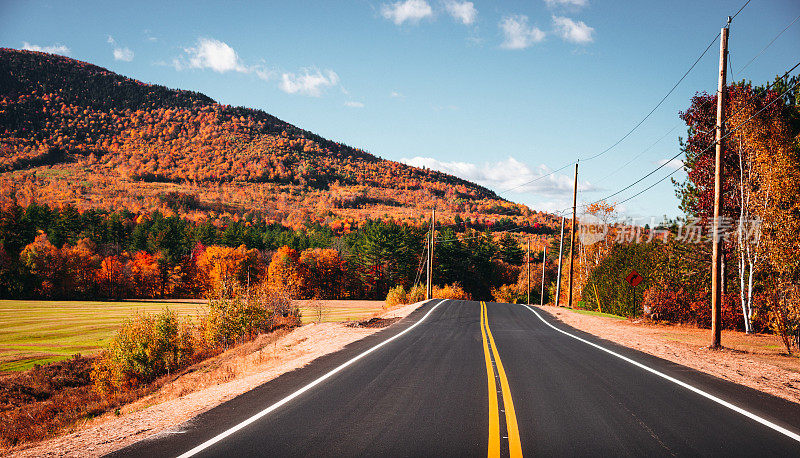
480 301 523 458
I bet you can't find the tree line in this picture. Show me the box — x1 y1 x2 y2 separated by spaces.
0 200 539 301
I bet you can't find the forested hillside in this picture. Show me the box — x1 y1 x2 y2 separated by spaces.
0 48 556 232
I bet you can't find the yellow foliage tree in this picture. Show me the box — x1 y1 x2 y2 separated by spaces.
267 246 305 299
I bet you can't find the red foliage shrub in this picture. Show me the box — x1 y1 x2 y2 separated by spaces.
643 281 743 330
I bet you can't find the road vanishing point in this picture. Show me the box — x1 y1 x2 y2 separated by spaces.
112 300 800 457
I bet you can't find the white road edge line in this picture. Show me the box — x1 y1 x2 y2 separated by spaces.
176 299 447 458
524 305 800 444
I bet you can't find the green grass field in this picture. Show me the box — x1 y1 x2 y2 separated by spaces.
0 299 208 372
567 308 627 320
297 300 386 325
0 299 386 372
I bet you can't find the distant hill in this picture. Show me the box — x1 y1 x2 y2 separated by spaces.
0 48 556 232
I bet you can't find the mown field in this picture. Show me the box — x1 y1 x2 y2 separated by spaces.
295 300 385 325
0 299 386 372
0 299 207 372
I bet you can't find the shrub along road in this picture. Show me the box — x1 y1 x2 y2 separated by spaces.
112 300 800 456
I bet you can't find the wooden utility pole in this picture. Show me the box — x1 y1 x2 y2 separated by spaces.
711 24 729 349
426 208 436 300
540 246 547 305
425 222 431 300
567 162 578 309
555 216 565 306
526 237 531 305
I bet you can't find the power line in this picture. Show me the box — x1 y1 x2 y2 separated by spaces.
496 31 728 196
435 64 800 241
495 0 753 197
738 12 800 78
729 0 752 22
431 0 762 240
592 124 679 184
496 161 574 195
413 231 429 287
724 60 800 127
580 31 721 163
573 75 800 213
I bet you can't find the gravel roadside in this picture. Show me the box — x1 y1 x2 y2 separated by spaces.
9 301 427 457
539 305 800 405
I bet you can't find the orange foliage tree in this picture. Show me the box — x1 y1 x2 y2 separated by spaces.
299 248 347 299
196 245 263 291
267 246 305 298
126 251 160 298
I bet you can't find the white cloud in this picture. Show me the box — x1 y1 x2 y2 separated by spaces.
344 101 365 108
552 16 594 44
401 156 596 196
499 15 545 50
544 0 588 8
113 47 134 61
445 1 477 25
255 68 274 81
183 37 248 73
107 36 134 62
381 0 433 25
279 69 340 97
21 42 70 56
390 90 405 98
656 157 684 170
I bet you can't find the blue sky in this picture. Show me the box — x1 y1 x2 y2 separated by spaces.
2 0 798 219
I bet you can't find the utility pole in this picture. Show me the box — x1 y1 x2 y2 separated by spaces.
526 237 531 305
425 225 431 300
426 207 436 300
540 246 547 306
555 216 565 306
711 23 729 349
568 162 578 309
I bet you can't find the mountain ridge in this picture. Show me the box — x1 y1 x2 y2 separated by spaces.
0 48 555 231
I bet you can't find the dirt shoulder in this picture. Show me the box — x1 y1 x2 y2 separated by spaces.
539 305 800 405
9 301 427 458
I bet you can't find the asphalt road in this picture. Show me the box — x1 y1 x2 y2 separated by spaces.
112 300 800 457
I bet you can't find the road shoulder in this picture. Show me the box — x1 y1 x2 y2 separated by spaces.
537 305 800 406
11 300 436 458
531 305 800 434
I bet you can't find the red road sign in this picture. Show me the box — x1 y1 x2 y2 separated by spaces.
625 270 644 287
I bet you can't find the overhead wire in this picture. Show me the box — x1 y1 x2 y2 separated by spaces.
433 64 799 244
738 12 800 75
431 0 762 243
729 0 752 22
579 31 722 163
494 30 724 196
566 73 800 214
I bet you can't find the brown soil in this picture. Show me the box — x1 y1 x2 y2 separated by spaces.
347 317 401 328
6 301 427 457
540 305 800 405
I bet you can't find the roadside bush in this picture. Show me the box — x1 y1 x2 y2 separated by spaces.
642 281 743 330
491 284 521 304
433 283 471 300
385 284 427 308
92 309 194 397
582 242 665 317
407 284 426 303
385 285 407 308
201 280 299 349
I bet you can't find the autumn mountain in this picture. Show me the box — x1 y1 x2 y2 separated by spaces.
0 48 554 231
